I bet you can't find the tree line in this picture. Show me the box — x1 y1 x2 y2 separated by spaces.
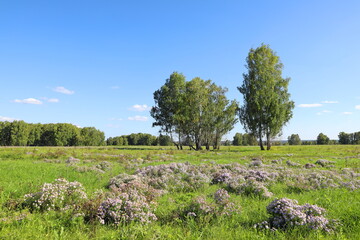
0 121 176 147
0 121 105 146
106 133 172 146
287 132 360 145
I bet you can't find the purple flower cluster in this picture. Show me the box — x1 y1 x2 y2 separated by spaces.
211 171 232 184
315 159 335 167
255 198 337 232
183 189 240 220
214 188 230 204
66 156 81 164
97 190 157 225
23 178 87 212
228 178 273 198
134 162 211 192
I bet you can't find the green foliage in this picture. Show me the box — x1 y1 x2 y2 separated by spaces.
233 133 243 146
338 131 360 144
288 134 302 145
0 121 11 145
9 121 30 146
317 133 330 145
238 44 294 150
151 72 238 150
0 121 104 146
158 134 173 146
107 133 158 146
79 127 105 146
151 72 186 149
232 133 258 146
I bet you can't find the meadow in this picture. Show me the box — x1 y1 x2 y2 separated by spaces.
0 145 359 239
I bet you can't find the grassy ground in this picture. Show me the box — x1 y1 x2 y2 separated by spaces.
0 145 359 239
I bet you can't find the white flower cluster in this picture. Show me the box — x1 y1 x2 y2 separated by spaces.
23 178 87 212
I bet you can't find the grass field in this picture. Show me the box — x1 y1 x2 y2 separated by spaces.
0 145 359 239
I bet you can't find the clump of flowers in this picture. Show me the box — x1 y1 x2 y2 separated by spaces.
213 189 240 216
181 190 240 220
286 160 300 167
211 171 232 184
304 163 316 169
249 159 262 167
22 178 87 212
108 173 143 189
315 159 335 167
213 188 230 204
245 170 278 182
228 179 273 199
255 198 338 232
66 156 81 164
97 188 157 225
95 161 112 171
271 159 282 164
289 172 340 191
134 162 211 192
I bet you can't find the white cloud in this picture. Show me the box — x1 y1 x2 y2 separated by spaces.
316 110 332 115
47 98 59 103
342 112 353 115
111 86 120 89
41 97 59 103
129 104 151 112
298 103 323 108
13 98 42 104
355 105 360 110
53 86 74 95
0 116 17 122
321 101 339 104
128 116 148 121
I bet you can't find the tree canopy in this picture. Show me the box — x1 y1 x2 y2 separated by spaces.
0 121 105 146
288 134 302 145
316 133 330 145
151 72 238 150
238 44 294 150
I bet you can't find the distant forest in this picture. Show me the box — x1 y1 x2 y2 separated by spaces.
0 120 173 147
0 121 358 147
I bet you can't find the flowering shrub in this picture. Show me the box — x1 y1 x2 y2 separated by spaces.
315 159 335 167
249 159 262 167
255 198 337 232
134 162 211 192
97 189 157 225
181 189 240 220
289 171 340 191
95 161 112 171
214 188 230 204
66 156 80 164
245 170 278 182
228 179 273 198
108 173 142 189
211 171 232 184
22 178 87 212
304 163 316 169
286 160 300 167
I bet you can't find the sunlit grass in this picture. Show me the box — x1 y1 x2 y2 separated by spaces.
0 145 359 239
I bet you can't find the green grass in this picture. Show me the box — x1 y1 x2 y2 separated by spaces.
0 145 359 239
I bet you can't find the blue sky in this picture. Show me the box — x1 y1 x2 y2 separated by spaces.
1 0 359 140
